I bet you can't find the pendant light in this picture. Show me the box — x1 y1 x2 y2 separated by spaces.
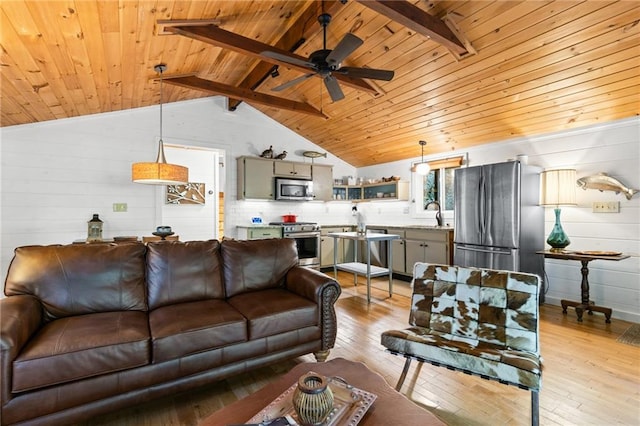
132 64 188 185
414 140 430 175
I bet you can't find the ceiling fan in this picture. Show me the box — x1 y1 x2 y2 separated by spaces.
261 9 394 102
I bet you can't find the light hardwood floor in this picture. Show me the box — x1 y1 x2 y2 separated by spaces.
80 273 640 426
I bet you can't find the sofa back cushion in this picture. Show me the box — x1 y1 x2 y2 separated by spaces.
146 240 224 310
221 238 298 298
411 263 540 353
4 243 147 322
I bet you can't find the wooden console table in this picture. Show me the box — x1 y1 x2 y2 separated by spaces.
537 250 629 323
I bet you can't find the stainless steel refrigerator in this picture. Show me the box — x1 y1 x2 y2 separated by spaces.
453 161 545 299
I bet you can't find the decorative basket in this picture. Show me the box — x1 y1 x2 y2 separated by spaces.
292 373 334 425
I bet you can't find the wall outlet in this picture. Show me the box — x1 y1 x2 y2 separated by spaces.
113 203 128 212
592 201 619 213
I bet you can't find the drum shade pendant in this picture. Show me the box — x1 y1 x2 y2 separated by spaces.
414 140 430 175
132 64 188 185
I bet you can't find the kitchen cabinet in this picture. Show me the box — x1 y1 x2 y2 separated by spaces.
236 226 282 240
320 226 352 268
273 161 312 179
332 185 362 201
362 181 409 201
237 157 274 200
384 229 406 274
331 181 409 201
404 229 452 273
312 164 333 201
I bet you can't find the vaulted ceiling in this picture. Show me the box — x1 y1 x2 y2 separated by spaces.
2 1 639 167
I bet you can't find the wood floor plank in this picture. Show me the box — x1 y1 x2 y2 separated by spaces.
77 272 640 426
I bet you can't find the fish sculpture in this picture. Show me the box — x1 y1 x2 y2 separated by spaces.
576 173 639 200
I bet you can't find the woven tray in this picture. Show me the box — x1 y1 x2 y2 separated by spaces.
247 373 377 426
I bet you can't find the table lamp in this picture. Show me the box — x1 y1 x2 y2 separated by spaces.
540 169 577 251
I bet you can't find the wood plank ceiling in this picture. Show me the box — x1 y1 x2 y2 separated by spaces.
1 1 639 167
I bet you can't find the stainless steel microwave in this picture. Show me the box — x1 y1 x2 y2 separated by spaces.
275 178 314 201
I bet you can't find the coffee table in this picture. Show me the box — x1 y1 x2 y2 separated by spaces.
200 357 445 426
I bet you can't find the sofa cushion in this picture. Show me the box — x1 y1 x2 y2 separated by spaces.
146 240 224 310
4 243 147 321
221 238 298 298
228 288 318 340
149 299 248 363
12 311 150 393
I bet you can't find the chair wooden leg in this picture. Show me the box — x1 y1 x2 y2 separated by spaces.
531 390 539 426
395 357 413 391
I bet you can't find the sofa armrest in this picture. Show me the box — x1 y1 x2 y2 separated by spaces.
285 267 341 353
1 295 43 404
285 266 340 303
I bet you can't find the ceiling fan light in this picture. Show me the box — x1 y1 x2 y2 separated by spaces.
415 162 431 175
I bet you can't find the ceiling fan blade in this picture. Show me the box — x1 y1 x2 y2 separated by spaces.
272 73 316 92
336 67 395 81
324 75 345 102
261 51 316 69
326 33 363 66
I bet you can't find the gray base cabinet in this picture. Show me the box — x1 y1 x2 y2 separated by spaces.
405 229 451 273
321 226 353 267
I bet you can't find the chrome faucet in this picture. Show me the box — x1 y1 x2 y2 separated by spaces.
424 201 443 226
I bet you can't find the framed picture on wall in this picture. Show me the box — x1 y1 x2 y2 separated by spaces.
166 182 206 205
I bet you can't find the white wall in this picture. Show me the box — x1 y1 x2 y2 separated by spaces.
361 117 640 322
0 96 355 282
2 97 638 322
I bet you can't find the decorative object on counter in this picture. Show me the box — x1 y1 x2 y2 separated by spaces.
540 169 577 251
282 214 297 223
425 200 443 226
292 373 334 425
260 145 274 158
152 225 174 240
87 214 103 242
251 216 263 224
166 182 205 205
132 64 188 185
275 151 288 160
413 140 430 175
576 172 638 200
381 176 401 182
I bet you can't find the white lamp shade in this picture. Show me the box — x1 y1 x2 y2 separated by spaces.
540 169 577 206
415 162 431 175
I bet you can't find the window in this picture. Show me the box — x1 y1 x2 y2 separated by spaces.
412 155 464 217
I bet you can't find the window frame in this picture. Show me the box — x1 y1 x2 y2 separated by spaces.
411 154 466 218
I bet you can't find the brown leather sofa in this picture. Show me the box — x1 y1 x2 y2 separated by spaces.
0 238 341 426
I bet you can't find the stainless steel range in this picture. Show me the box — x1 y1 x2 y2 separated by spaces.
269 222 321 269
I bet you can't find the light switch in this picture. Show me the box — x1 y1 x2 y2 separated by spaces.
592 201 619 213
113 203 128 212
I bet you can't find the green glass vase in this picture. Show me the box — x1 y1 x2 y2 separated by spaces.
547 208 570 251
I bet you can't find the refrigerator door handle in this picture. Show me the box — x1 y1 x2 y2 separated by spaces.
456 245 512 255
479 174 486 236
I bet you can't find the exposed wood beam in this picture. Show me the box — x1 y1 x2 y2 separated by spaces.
162 75 328 119
227 1 343 112
163 24 379 96
354 0 468 55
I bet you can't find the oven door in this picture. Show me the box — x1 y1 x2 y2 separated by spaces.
284 232 321 268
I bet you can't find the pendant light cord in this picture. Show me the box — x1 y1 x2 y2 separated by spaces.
155 64 167 164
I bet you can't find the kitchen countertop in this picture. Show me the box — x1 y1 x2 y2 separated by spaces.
321 224 454 231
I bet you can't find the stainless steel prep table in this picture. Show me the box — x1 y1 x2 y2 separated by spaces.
327 231 400 303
